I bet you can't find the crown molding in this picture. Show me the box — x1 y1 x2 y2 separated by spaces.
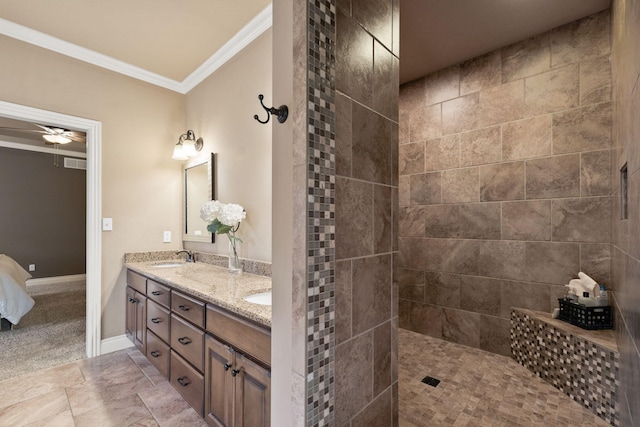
0 4 273 95
182 4 273 93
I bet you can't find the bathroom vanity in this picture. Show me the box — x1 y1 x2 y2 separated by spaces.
125 261 271 427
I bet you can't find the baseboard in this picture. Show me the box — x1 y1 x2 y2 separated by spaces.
100 334 134 355
26 274 87 287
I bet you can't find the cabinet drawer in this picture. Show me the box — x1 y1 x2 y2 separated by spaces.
171 350 204 416
206 305 271 367
127 270 146 294
147 300 170 343
147 280 171 308
172 291 205 328
146 330 170 379
171 314 204 372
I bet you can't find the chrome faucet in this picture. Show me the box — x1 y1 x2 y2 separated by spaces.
176 250 195 263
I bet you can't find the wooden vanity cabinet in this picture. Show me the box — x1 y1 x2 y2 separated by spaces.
125 268 271 426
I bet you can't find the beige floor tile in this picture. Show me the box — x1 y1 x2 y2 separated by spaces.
72 394 156 427
23 409 75 427
0 389 69 427
137 381 208 427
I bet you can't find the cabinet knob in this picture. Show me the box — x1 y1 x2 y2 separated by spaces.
177 376 190 387
128 297 136 303
151 291 162 296
177 337 192 345
150 350 161 358
178 305 190 311
231 369 241 377
151 318 162 324
223 363 232 371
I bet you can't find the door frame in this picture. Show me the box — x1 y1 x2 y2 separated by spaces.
0 100 102 357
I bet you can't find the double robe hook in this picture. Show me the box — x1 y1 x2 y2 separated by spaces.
254 94 288 124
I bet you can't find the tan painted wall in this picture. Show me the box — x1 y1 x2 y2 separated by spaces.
0 35 186 339
184 29 273 263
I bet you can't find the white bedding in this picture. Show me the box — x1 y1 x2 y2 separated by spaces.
0 254 35 325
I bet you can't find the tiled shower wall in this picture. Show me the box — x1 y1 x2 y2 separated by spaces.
610 0 640 425
398 10 612 357
334 0 399 425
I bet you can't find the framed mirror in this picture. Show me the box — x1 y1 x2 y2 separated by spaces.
183 153 215 242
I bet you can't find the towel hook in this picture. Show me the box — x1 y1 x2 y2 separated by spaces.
254 94 288 124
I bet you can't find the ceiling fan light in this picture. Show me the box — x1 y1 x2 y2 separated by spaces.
42 134 72 144
172 143 188 160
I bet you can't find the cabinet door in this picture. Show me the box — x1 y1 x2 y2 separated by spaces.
204 335 234 427
125 286 136 343
233 354 270 427
134 292 146 353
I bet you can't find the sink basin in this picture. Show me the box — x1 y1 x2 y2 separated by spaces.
243 291 272 306
151 262 186 268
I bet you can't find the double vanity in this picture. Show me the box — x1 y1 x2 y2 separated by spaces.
125 259 272 427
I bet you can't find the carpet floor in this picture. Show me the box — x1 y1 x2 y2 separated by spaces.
0 281 86 382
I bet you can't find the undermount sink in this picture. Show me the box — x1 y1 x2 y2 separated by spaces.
151 262 186 268
243 291 272 306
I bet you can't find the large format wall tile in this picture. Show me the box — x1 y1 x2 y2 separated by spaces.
410 172 441 205
374 185 393 253
479 315 511 356
442 93 479 134
502 200 551 241
352 0 392 51
336 9 373 106
581 243 612 285
409 103 441 142
502 115 552 161
458 203 501 239
552 197 611 242
352 254 392 335
335 260 352 345
336 93 353 177
335 333 373 426
373 41 399 121
423 204 459 238
442 167 479 203
479 161 525 201
500 280 551 318
552 102 612 154
479 80 525 126
352 103 393 184
580 55 612 105
478 240 526 280
460 276 501 316
581 150 611 196
399 142 424 175
551 9 611 67
425 135 460 171
460 126 501 166
424 66 460 105
373 321 392 396
526 154 581 199
525 242 580 285
336 177 373 259
424 272 461 308
501 34 551 83
524 64 580 116
442 308 480 348
460 51 501 96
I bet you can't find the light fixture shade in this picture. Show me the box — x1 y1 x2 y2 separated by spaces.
43 134 72 144
181 139 197 157
172 143 188 160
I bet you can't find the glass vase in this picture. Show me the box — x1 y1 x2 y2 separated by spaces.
228 237 242 274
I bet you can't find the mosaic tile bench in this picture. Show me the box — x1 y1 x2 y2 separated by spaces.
511 308 619 426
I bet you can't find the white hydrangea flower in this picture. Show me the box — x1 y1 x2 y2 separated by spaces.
218 203 246 226
200 200 223 222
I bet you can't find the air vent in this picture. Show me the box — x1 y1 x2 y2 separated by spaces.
64 157 87 170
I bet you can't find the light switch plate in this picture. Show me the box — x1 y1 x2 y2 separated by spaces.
102 218 113 231
163 231 171 243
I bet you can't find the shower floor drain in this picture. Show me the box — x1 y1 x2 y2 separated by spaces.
421 376 441 387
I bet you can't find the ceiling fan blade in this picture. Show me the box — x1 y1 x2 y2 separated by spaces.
0 126 46 134
34 123 56 133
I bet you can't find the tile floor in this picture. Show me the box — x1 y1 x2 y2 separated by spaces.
1 330 613 426
0 347 206 427
398 329 611 427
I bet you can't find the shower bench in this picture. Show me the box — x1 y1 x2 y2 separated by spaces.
510 308 619 426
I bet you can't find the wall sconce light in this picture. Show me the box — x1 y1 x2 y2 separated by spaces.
172 130 204 160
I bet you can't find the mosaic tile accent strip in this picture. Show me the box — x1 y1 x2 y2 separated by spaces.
511 309 619 426
305 0 336 426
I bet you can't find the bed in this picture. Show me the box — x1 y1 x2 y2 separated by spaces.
0 254 35 326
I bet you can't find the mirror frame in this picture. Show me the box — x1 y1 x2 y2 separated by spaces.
183 153 215 243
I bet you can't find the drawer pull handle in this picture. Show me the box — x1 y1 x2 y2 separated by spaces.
178 305 190 311
150 350 161 358
151 318 162 324
177 377 190 387
151 291 162 296
231 369 241 377
223 363 232 371
178 337 192 345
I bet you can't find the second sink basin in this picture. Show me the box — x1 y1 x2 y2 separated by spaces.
243 291 272 306
152 262 186 268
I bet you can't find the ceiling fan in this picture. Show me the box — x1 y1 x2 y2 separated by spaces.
0 123 86 144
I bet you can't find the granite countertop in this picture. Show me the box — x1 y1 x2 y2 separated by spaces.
126 260 272 328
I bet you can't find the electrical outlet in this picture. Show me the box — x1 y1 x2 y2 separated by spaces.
163 231 171 243
28 264 36 272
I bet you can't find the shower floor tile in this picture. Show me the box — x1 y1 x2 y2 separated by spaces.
399 328 611 426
